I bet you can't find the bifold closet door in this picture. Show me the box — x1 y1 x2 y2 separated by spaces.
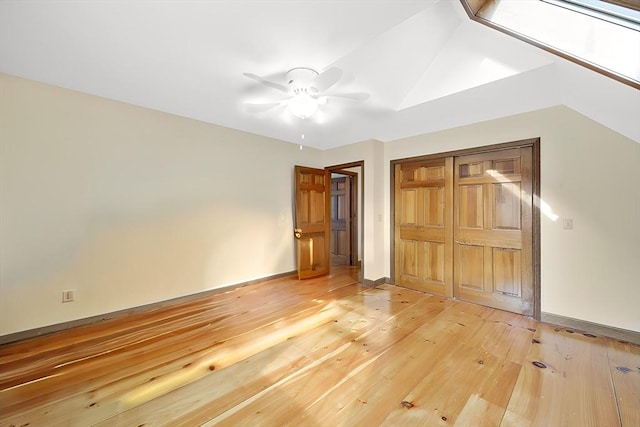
453 147 534 316
394 158 453 297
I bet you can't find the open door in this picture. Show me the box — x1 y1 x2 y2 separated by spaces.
294 165 331 279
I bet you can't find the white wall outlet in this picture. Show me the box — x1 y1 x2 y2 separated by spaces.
562 218 573 230
62 289 75 303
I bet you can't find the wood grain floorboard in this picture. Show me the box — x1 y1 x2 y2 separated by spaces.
605 338 640 427
0 274 359 426
501 324 621 427
0 268 638 426
98 284 426 426
206 295 449 426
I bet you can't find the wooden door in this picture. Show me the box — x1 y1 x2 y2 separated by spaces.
294 166 331 279
331 176 351 266
454 147 533 315
394 158 454 297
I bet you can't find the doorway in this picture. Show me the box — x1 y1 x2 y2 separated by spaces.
330 171 358 267
293 161 364 281
391 139 540 318
328 162 363 279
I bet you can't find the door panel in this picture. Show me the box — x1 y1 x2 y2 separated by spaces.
454 147 533 315
424 242 445 282
493 248 522 297
493 182 521 230
457 244 484 291
458 185 483 228
401 189 418 225
331 176 350 266
401 240 418 278
394 158 453 297
424 187 445 225
295 166 331 279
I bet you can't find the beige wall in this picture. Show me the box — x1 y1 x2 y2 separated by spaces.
322 140 386 280
0 74 322 335
382 106 640 332
2 74 638 336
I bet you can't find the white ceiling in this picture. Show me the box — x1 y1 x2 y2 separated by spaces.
1 0 638 149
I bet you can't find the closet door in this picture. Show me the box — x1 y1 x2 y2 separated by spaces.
454 147 534 316
394 158 453 297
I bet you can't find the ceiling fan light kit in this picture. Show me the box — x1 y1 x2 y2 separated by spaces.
288 92 320 119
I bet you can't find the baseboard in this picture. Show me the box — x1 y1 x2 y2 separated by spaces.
363 277 390 287
541 312 640 345
0 270 297 346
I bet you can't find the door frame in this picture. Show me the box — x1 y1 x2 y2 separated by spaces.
390 138 541 319
327 161 364 283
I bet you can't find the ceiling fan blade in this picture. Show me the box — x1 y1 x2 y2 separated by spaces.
245 101 282 113
243 73 289 93
326 92 370 101
311 67 343 93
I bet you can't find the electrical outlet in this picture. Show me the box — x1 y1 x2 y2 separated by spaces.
562 218 573 230
62 290 74 303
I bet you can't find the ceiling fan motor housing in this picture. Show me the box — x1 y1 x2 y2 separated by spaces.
286 67 319 94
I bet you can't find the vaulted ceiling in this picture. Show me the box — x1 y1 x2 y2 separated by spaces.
1 0 638 149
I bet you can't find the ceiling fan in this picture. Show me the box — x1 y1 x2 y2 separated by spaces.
243 67 369 119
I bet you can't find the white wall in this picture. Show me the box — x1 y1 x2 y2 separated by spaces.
0 74 322 335
380 106 640 332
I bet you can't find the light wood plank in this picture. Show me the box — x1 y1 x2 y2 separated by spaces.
299 302 496 426
606 338 640 427
203 295 448 426
0 268 637 427
0 274 360 425
502 324 620 427
96 285 424 426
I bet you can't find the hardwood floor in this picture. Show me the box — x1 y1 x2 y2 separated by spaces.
0 268 638 426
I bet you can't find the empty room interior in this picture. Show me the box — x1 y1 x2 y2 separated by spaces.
1 0 639 425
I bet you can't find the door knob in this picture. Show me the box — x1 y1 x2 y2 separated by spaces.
294 228 302 239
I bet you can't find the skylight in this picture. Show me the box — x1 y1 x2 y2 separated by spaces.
546 0 640 28
461 0 640 88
